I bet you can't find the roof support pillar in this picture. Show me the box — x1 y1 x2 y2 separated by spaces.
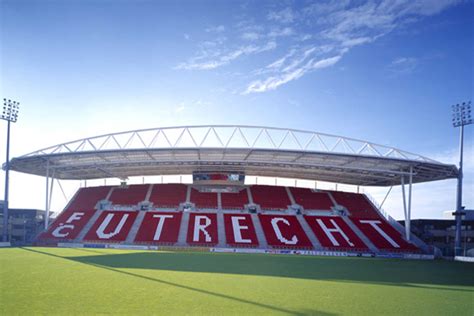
57 178 68 202
408 166 413 241
379 186 393 209
48 171 55 220
44 163 56 230
45 160 50 230
401 166 413 241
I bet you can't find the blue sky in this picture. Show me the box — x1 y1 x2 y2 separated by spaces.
0 0 473 219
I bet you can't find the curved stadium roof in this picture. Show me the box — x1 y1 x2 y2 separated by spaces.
8 125 458 186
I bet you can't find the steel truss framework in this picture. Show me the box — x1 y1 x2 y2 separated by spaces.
9 125 457 187
7 125 459 242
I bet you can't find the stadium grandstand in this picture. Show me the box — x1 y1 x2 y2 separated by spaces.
7 125 459 258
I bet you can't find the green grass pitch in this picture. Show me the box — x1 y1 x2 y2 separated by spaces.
1 247 473 315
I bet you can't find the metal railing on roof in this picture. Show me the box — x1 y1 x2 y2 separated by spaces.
21 125 440 164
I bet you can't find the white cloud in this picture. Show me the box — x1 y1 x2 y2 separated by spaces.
176 41 276 70
267 7 296 23
243 55 342 94
242 0 459 94
205 25 225 33
266 49 297 69
311 55 342 69
241 32 260 41
303 0 351 16
388 57 419 74
177 0 461 93
342 36 374 47
268 27 294 38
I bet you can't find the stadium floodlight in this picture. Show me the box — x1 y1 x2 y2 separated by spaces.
2 98 20 242
451 101 471 256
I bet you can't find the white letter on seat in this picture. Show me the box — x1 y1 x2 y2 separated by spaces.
359 220 400 248
52 225 74 238
271 218 297 245
152 214 174 240
97 213 129 239
231 216 251 243
194 216 212 242
316 218 354 247
51 212 85 238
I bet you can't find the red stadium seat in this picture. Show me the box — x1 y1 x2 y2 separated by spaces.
38 209 96 241
134 211 182 244
290 187 334 210
186 213 218 245
331 191 380 219
258 214 312 249
84 210 138 242
190 188 218 209
109 184 149 205
223 213 259 247
149 184 187 208
304 215 368 250
221 189 249 209
251 185 291 210
66 186 112 211
352 218 418 252
38 183 424 255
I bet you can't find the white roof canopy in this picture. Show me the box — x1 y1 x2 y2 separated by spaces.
8 125 458 186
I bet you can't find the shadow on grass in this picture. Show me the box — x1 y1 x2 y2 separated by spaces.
20 247 336 316
72 247 112 255
23 248 474 292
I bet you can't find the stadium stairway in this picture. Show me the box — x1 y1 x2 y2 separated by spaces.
144 184 154 202
125 210 147 243
251 213 268 249
74 209 104 243
186 186 191 203
326 191 339 208
246 187 254 204
177 211 190 246
364 193 429 252
391 218 429 251
217 212 226 247
341 216 378 252
296 214 322 250
217 192 222 209
285 187 296 205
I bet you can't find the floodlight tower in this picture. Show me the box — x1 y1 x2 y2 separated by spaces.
452 101 472 256
1 98 20 242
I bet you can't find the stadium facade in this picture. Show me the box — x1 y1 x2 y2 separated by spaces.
7 125 460 258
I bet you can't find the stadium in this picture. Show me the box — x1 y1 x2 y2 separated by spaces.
1 125 473 314
1 1 473 315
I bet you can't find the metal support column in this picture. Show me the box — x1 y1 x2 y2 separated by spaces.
2 120 11 242
401 175 408 240
401 167 413 241
454 124 465 256
45 160 50 230
451 101 471 256
1 98 19 242
379 186 393 209
407 166 413 241
48 171 55 219
57 178 68 202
